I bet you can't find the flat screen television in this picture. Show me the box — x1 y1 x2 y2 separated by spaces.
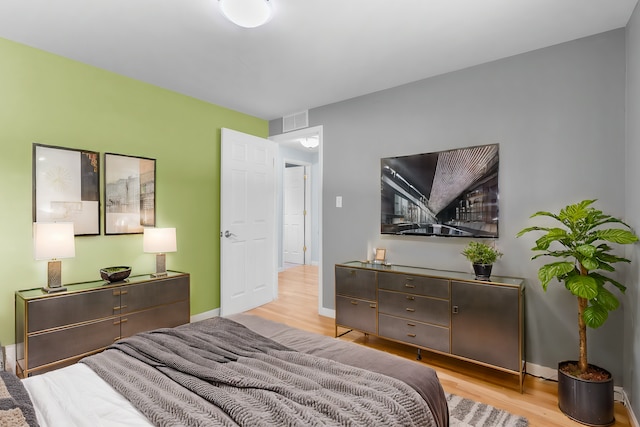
381 143 499 238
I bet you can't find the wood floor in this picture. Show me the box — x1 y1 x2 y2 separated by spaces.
246 265 633 427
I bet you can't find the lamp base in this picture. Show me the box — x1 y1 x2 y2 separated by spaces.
152 253 167 278
42 286 67 293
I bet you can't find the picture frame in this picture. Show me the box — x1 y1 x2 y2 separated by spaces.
33 143 100 235
104 153 156 234
374 248 386 264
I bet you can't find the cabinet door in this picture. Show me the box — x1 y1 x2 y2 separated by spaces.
27 288 119 333
335 267 376 300
335 296 377 334
451 281 520 371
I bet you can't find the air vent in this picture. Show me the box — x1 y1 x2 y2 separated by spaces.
282 111 309 132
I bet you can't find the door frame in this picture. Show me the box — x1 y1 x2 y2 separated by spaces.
270 125 327 316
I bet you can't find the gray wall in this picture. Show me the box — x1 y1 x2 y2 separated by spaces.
286 29 628 382
625 2 640 416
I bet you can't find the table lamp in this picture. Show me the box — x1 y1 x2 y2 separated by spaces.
33 222 75 293
143 227 177 277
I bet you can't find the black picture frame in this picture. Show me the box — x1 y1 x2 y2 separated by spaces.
104 153 156 235
33 143 100 236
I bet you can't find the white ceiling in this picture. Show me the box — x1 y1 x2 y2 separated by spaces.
0 0 636 120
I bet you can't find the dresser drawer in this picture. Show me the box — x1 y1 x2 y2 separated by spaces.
122 275 190 313
335 295 377 334
121 300 190 337
335 267 376 300
27 318 120 368
27 288 119 333
378 290 450 327
378 272 449 299
378 314 450 353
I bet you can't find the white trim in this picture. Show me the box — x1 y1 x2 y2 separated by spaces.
622 389 640 427
190 308 219 323
4 344 15 373
319 307 335 318
525 361 558 381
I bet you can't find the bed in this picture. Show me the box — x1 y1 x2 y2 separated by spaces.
17 314 448 426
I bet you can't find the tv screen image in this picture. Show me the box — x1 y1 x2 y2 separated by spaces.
381 143 499 238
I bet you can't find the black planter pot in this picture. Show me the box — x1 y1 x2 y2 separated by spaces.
558 361 614 426
472 263 492 280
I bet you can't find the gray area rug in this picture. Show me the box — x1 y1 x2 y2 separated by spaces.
448 393 529 427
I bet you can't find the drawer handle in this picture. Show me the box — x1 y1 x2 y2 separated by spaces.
406 308 415 312
114 318 129 325
407 323 416 327
406 296 415 301
407 333 416 338
404 284 415 289
113 290 121 296
113 305 128 311
121 290 128 295
369 304 376 309
350 300 358 305
405 277 414 281
452 305 459 314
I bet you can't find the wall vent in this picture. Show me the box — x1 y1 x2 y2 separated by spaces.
282 111 309 132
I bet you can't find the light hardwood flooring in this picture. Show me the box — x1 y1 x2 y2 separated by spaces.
246 264 633 427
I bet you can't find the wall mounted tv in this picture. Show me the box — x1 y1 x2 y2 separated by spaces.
381 143 499 238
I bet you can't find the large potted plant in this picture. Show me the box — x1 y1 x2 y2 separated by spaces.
517 199 637 426
461 241 502 280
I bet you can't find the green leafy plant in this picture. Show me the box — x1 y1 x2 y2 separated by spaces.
516 199 637 376
461 241 503 265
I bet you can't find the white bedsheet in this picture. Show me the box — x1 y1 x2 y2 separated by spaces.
22 363 152 427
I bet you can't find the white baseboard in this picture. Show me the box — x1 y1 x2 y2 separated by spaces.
4 344 16 373
318 307 335 318
190 308 219 323
622 389 640 427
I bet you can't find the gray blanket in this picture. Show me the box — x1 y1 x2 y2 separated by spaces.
82 317 437 426
0 371 39 427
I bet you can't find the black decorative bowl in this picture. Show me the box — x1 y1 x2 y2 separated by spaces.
100 266 132 283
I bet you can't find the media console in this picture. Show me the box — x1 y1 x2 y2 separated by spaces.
335 261 525 391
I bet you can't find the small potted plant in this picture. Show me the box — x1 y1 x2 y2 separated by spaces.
461 241 502 279
517 199 637 426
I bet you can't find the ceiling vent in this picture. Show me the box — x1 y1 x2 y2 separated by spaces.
282 111 309 132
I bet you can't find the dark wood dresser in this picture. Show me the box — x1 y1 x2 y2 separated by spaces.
15 271 190 377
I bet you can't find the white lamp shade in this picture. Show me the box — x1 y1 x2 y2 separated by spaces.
34 222 75 260
219 0 272 28
143 228 177 253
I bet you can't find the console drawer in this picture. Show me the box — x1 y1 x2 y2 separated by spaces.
378 272 449 299
378 290 449 326
378 314 450 353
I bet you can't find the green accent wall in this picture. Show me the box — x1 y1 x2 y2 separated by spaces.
0 37 267 345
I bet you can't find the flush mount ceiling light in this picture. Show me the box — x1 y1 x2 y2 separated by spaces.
219 0 272 28
299 137 319 149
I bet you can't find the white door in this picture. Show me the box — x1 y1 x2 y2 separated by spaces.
220 128 276 316
284 165 305 265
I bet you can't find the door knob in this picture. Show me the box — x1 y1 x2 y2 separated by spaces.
223 230 236 238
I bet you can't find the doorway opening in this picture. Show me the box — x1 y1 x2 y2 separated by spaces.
270 125 324 314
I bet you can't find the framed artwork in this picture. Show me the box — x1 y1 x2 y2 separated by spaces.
104 153 156 234
33 143 100 235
